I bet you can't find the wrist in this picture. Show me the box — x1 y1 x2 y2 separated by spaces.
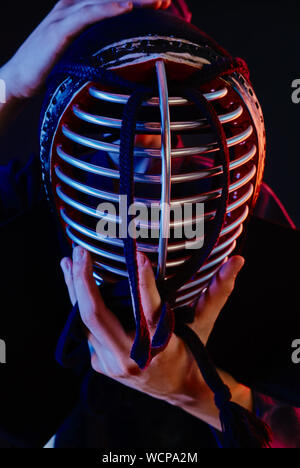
230 380 254 412
170 368 253 430
164 365 215 411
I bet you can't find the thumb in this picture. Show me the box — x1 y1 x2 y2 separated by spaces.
137 252 162 332
194 256 245 344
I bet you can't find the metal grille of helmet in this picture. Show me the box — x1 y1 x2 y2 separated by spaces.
41 38 266 310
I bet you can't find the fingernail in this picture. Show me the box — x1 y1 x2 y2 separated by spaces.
236 257 245 271
73 246 84 262
60 259 65 271
230 256 245 274
137 252 146 266
60 259 70 272
120 1 132 8
220 256 244 279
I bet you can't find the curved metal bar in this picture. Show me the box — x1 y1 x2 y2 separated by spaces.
61 208 158 253
56 143 257 184
93 261 128 278
224 183 253 215
162 184 253 228
175 286 208 305
57 145 120 179
221 205 249 236
73 104 205 132
219 105 243 124
169 165 256 206
65 225 240 290
60 204 248 254
56 165 162 206
156 60 172 280
173 297 201 309
61 124 253 158
229 166 256 192
56 183 254 230
94 261 129 278
89 86 228 105
168 205 248 252
55 166 119 202
61 208 123 246
66 227 126 263
55 161 256 208
212 225 243 255
174 241 237 304
225 145 257 173
171 126 254 157
165 225 242 269
93 271 104 286
56 184 120 223
72 104 243 131
178 266 220 292
198 241 237 274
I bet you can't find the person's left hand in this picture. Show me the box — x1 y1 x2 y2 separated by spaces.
60 246 246 423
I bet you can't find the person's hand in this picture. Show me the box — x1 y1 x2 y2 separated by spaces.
1 0 172 101
60 247 249 428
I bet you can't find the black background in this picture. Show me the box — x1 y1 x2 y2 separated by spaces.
0 0 299 226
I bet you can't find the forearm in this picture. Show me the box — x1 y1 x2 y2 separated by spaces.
178 373 300 447
175 369 253 431
0 63 29 137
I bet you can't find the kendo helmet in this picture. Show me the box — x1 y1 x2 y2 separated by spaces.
39 7 271 448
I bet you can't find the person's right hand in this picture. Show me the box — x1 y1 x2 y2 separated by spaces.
60 248 249 431
1 0 172 101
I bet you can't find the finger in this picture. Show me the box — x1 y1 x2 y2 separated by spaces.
153 1 163 9
64 1 133 32
89 348 109 377
137 252 162 333
60 257 77 306
194 256 245 344
88 331 140 379
133 0 162 8
88 333 109 376
72 246 130 353
70 0 133 12
161 0 172 9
